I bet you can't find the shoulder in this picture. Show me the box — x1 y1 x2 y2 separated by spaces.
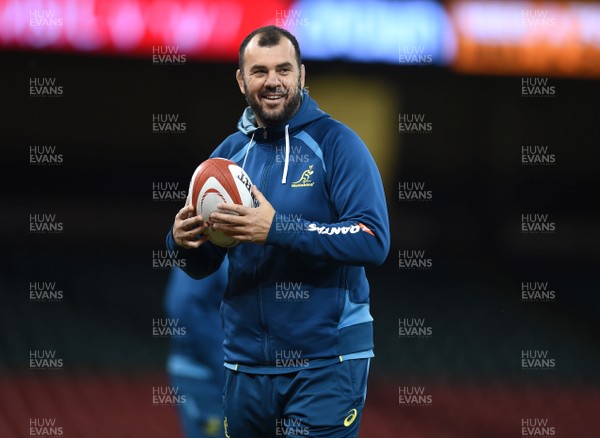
302 117 368 163
212 132 250 160
307 117 365 148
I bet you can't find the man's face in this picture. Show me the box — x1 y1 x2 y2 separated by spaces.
237 36 305 127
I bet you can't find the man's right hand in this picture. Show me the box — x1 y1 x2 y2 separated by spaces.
172 204 209 249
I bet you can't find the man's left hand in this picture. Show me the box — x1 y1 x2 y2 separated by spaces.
209 186 275 244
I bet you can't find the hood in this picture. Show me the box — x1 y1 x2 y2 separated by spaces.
235 89 329 185
237 89 328 139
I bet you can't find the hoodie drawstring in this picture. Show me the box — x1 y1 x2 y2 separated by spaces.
282 124 290 184
241 127 289 184
242 131 255 171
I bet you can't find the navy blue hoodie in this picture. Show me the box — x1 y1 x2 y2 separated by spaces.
167 90 390 373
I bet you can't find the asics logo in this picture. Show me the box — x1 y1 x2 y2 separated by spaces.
344 408 358 427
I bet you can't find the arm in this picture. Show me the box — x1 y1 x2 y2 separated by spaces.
267 128 390 266
165 143 235 279
166 223 226 279
210 127 390 266
166 199 227 280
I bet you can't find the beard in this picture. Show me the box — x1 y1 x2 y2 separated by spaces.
244 76 303 127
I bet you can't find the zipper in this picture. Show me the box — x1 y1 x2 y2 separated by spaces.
338 266 348 320
257 140 275 363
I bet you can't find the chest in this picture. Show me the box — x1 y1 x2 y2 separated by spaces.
244 140 333 221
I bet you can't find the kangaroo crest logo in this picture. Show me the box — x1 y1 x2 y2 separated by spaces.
291 164 315 188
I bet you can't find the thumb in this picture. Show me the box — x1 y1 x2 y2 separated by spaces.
251 185 267 205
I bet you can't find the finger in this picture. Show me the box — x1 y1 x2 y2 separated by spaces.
182 234 209 249
182 225 209 241
216 203 248 215
230 231 249 240
181 214 205 230
175 224 207 248
252 185 266 204
184 204 198 219
188 222 209 235
228 233 252 242
216 227 250 240
175 222 204 241
210 212 245 226
177 204 196 220
211 224 237 236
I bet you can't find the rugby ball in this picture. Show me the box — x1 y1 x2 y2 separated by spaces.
187 158 255 247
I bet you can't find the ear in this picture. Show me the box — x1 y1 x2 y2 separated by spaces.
300 64 306 89
236 69 245 95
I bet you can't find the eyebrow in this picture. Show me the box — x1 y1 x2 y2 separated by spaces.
249 62 294 71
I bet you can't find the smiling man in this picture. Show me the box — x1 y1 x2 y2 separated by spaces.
167 26 390 437
237 30 305 128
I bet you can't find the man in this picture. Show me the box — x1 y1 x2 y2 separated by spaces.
167 26 390 437
163 258 228 438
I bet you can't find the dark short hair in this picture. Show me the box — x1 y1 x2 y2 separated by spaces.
238 25 302 72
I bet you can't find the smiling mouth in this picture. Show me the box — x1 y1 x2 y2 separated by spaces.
262 94 286 102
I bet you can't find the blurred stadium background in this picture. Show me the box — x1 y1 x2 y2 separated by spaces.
1 0 599 436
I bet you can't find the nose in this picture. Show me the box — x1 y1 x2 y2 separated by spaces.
264 70 280 89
